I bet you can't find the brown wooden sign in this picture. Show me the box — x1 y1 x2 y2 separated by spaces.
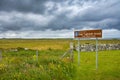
74 29 102 38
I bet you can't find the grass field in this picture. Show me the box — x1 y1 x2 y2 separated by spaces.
0 39 120 50
74 50 120 80
0 39 120 80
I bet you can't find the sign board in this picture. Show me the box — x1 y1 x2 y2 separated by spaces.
74 29 102 38
74 29 102 69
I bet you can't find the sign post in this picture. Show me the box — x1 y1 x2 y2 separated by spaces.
78 38 80 66
96 38 98 70
74 29 102 68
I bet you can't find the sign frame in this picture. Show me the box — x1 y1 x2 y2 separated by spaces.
74 29 102 38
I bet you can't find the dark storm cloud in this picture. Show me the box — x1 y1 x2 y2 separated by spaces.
50 0 120 30
0 0 120 33
0 0 47 14
0 0 67 14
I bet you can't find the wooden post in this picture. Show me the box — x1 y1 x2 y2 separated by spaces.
70 42 74 62
78 38 80 66
36 50 38 61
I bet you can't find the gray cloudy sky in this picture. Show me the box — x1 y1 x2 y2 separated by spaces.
0 0 120 38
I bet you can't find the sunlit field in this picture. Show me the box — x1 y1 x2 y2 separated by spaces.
0 39 120 80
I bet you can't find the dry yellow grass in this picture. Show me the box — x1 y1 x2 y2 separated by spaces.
0 39 120 50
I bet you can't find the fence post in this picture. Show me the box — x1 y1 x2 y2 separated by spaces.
70 42 74 62
36 50 38 61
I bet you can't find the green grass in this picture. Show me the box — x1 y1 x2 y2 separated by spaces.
0 49 76 80
74 50 120 80
0 49 120 80
0 39 120 80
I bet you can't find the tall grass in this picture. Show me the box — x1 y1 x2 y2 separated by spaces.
0 49 76 80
